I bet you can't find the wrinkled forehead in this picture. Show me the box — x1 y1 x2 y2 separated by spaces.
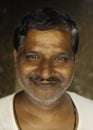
18 29 73 54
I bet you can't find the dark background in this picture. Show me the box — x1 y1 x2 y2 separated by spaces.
0 0 93 99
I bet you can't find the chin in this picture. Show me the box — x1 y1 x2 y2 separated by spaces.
22 83 68 106
16 70 73 106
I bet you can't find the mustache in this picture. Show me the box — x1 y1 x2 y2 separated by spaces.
26 75 63 83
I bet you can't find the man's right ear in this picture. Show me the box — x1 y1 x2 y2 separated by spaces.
13 49 18 64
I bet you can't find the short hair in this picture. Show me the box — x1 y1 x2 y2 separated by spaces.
13 7 79 54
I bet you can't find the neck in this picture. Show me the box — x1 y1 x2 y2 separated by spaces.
14 91 78 130
17 91 67 114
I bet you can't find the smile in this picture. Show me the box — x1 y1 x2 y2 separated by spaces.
37 82 57 90
26 74 64 90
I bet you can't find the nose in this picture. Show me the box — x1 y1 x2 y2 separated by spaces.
35 61 53 79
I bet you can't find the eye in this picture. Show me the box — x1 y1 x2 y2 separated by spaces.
54 55 70 63
25 53 40 61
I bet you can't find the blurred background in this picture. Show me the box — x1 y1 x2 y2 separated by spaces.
0 0 93 99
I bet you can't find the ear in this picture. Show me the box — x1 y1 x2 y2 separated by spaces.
13 49 18 64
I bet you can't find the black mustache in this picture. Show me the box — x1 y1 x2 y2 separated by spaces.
26 75 63 83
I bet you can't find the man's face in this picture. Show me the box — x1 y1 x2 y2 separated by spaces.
15 29 75 106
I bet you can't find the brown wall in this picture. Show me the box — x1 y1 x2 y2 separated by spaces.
0 0 93 99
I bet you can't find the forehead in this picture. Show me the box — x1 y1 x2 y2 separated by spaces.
21 29 72 53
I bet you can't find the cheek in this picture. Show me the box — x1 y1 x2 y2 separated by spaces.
62 68 74 81
54 63 75 79
17 62 37 78
16 53 43 80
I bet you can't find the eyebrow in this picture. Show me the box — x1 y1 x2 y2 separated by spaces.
23 50 40 55
20 49 74 58
57 52 74 56
25 51 36 53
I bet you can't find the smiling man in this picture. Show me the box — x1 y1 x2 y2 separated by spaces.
0 7 93 130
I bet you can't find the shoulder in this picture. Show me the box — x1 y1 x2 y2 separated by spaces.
0 93 18 130
68 91 93 113
0 93 15 109
68 91 93 130
0 93 15 120
68 91 93 107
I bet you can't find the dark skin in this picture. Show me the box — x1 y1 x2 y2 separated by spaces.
14 29 78 130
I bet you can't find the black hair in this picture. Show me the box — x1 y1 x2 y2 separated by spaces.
13 7 79 54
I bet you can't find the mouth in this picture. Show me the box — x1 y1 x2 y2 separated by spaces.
26 75 63 90
36 81 57 90
30 81 57 90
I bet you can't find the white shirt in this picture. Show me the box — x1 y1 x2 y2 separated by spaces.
68 92 93 130
0 91 93 130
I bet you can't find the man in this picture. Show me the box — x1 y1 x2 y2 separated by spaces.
0 7 93 130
